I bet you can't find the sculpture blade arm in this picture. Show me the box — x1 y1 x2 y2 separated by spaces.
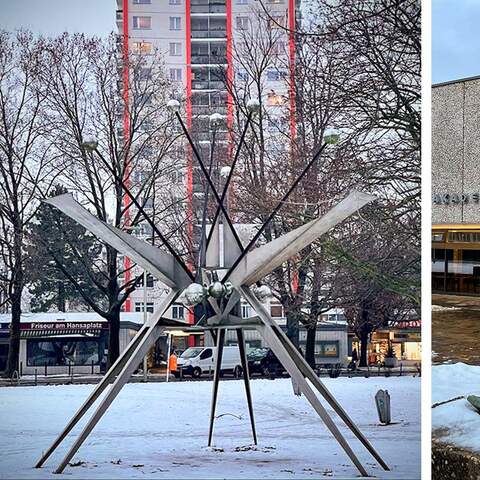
44 194 192 289
227 190 375 287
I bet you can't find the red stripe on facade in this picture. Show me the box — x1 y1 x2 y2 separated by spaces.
288 0 296 140
225 0 234 214
122 0 132 312
185 0 195 344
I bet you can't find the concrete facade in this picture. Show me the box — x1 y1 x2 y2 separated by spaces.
432 76 480 225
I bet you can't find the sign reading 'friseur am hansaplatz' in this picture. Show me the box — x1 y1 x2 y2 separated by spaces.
433 193 480 205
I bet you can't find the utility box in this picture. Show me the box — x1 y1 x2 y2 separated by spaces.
375 389 391 425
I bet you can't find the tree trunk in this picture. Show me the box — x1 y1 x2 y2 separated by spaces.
57 281 66 312
107 307 121 368
359 329 369 367
4 292 21 377
286 310 299 348
305 324 317 368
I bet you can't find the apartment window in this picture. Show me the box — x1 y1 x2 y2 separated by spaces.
133 16 151 29
268 0 283 3
236 16 248 30
135 302 154 313
269 15 285 28
266 69 281 81
236 69 248 81
138 273 154 288
172 304 185 319
237 0 248 4
169 68 182 81
137 67 152 81
271 40 285 55
170 16 181 30
132 41 152 54
169 42 182 56
169 0 181 4
241 305 252 318
133 0 151 3
267 92 285 106
270 304 284 318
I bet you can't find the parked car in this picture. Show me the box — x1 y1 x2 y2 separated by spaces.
247 348 285 377
173 346 243 379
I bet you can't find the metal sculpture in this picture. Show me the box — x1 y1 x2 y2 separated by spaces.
35 98 389 476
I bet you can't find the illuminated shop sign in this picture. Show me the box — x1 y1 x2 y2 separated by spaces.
433 193 480 205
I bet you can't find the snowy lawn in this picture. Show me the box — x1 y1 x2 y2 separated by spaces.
433 363 480 452
0 377 420 479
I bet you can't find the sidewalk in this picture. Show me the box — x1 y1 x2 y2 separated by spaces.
0 364 421 387
433 294 480 310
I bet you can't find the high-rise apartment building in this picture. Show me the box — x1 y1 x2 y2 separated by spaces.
116 0 298 321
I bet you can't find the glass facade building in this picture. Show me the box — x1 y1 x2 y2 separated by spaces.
432 226 480 295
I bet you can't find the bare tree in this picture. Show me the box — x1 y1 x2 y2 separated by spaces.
35 33 184 366
0 31 58 377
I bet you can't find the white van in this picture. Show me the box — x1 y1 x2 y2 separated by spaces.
174 346 243 379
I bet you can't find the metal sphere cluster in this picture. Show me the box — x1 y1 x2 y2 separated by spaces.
167 99 181 113
82 136 98 152
209 112 224 128
246 98 260 113
183 280 234 306
184 283 207 306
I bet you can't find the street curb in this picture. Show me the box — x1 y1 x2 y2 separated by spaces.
432 441 480 480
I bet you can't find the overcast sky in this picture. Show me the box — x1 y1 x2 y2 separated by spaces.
1 0 116 37
432 0 480 84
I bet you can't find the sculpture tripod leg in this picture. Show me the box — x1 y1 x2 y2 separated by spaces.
208 328 225 446
270 324 389 471
35 323 149 468
241 286 368 477
53 291 179 474
257 323 369 478
236 328 257 445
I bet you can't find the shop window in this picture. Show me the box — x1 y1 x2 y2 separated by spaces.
133 16 151 30
432 231 445 242
26 339 103 366
315 341 339 358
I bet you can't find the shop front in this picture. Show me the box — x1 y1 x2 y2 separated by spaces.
432 76 480 296
432 226 480 295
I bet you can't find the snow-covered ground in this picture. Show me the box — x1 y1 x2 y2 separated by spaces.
0 377 420 479
433 363 480 451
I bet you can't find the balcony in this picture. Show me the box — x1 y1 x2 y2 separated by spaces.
116 10 123 29
191 4 226 13
191 80 225 90
191 105 228 115
191 0 226 13
191 29 226 39
191 55 227 65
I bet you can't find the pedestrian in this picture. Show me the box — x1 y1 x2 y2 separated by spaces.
169 351 178 377
352 348 359 366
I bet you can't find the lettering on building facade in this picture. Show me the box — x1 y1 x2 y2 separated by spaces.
433 193 480 205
